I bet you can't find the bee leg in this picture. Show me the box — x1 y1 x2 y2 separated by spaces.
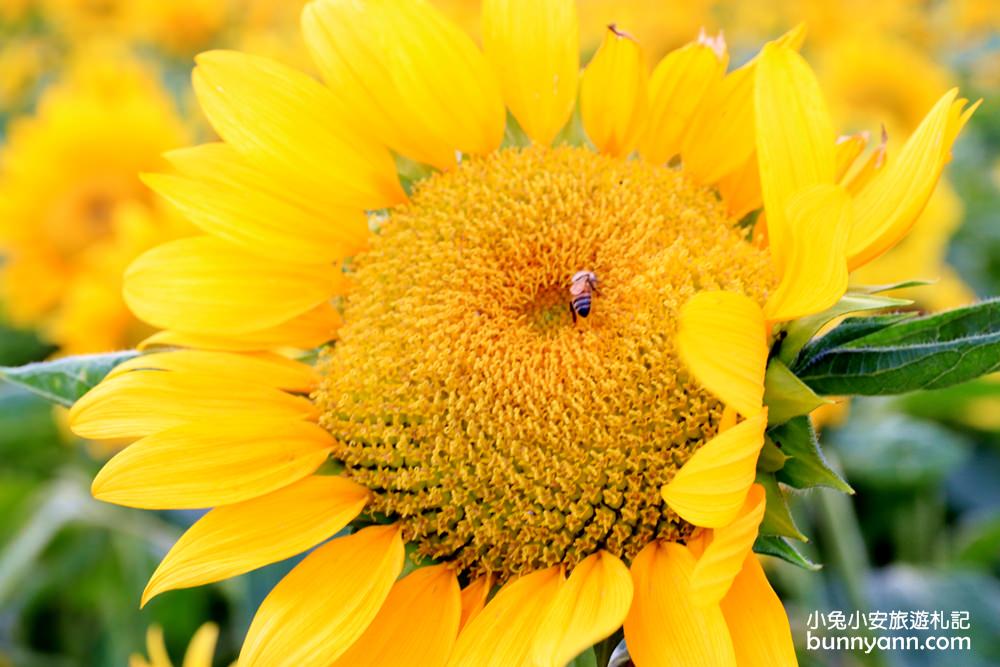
570 302 577 324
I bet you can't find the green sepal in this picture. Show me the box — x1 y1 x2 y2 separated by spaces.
756 472 807 542
762 359 830 425
850 279 935 294
757 436 790 472
0 350 138 408
394 154 438 196
797 298 1000 396
295 344 329 367
568 649 599 667
777 292 912 366
753 535 821 571
399 542 437 578
769 416 853 494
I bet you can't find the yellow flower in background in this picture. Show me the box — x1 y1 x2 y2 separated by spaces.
126 0 230 57
818 32 952 134
67 0 973 665
0 52 190 354
716 0 933 52
815 31 978 310
0 36 57 117
232 0 313 70
130 623 220 667
0 0 31 23
36 0 131 38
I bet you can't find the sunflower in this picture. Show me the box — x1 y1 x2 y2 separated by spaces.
0 52 189 354
69 0 973 664
130 623 221 667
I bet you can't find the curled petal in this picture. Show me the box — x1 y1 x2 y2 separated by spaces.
662 411 768 528
580 25 648 157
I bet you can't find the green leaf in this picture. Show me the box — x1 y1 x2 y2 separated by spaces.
794 313 916 369
756 473 807 542
762 360 829 425
0 351 138 408
753 535 820 570
797 298 1000 396
769 417 853 494
777 292 912 366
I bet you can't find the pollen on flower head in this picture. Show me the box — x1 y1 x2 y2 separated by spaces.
315 145 774 581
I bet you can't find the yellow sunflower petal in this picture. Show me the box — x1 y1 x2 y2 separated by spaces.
641 34 727 165
847 91 977 269
716 153 763 221
755 43 836 273
677 291 768 418
680 62 753 185
532 551 633 667
138 303 342 353
842 139 887 196
580 25 648 157
680 25 804 186
142 476 369 605
624 541 737 667
181 623 219 667
302 0 504 169
459 575 492 632
331 564 462 667
240 525 404 667
91 416 333 509
763 184 852 322
690 484 767 606
144 146 367 264
447 566 563 667
192 50 404 209
69 371 315 440
124 236 347 336
834 133 869 182
481 0 578 146
721 555 797 667
662 410 768 528
109 350 319 393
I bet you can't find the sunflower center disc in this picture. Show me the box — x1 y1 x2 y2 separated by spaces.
317 146 773 581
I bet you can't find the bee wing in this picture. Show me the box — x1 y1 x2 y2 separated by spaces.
569 281 587 296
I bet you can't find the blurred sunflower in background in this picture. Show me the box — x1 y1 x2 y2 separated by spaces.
131 623 221 667
816 31 977 311
0 52 189 354
61 0 978 663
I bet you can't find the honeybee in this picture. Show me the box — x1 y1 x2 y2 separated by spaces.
569 270 599 322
